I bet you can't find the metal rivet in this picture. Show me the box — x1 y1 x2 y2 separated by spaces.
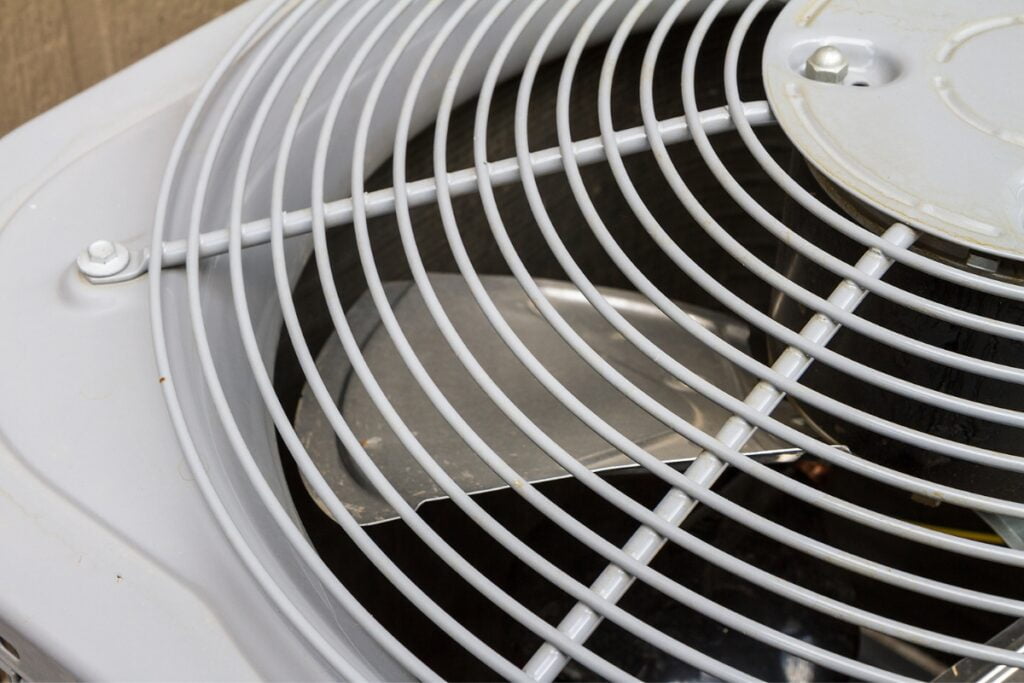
805 45 849 84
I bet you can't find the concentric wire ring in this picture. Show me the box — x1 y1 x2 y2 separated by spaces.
152 0 1024 679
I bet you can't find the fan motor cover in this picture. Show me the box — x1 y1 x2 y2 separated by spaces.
763 0 1024 262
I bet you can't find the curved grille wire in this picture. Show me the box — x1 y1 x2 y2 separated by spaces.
150 0 1024 680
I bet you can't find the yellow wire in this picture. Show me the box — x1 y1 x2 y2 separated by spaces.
906 520 1006 546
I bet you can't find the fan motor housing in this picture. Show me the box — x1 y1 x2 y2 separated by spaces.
763 0 1024 264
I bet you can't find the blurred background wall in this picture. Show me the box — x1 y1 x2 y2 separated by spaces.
0 0 244 136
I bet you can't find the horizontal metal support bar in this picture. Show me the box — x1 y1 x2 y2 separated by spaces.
79 101 774 283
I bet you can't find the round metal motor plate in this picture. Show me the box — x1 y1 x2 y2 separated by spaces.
763 0 1024 262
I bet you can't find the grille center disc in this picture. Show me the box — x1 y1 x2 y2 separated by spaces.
762 0 1024 263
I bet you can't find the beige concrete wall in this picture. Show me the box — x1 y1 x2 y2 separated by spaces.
0 0 243 136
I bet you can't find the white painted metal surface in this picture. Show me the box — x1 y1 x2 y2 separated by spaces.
0 1 345 680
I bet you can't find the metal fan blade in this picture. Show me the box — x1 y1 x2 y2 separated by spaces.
294 274 806 525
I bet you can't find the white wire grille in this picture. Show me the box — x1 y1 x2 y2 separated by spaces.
148 0 1024 680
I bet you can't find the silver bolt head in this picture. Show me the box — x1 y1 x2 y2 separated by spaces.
805 45 849 84
87 240 117 264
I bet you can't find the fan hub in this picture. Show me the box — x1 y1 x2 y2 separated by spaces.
763 0 1024 263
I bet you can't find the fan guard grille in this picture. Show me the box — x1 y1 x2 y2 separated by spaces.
148 0 1024 680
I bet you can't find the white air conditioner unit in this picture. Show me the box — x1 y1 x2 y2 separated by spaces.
2 0 1023 680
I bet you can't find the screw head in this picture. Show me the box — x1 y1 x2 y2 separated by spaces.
77 240 130 278
805 45 849 84
87 240 117 264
